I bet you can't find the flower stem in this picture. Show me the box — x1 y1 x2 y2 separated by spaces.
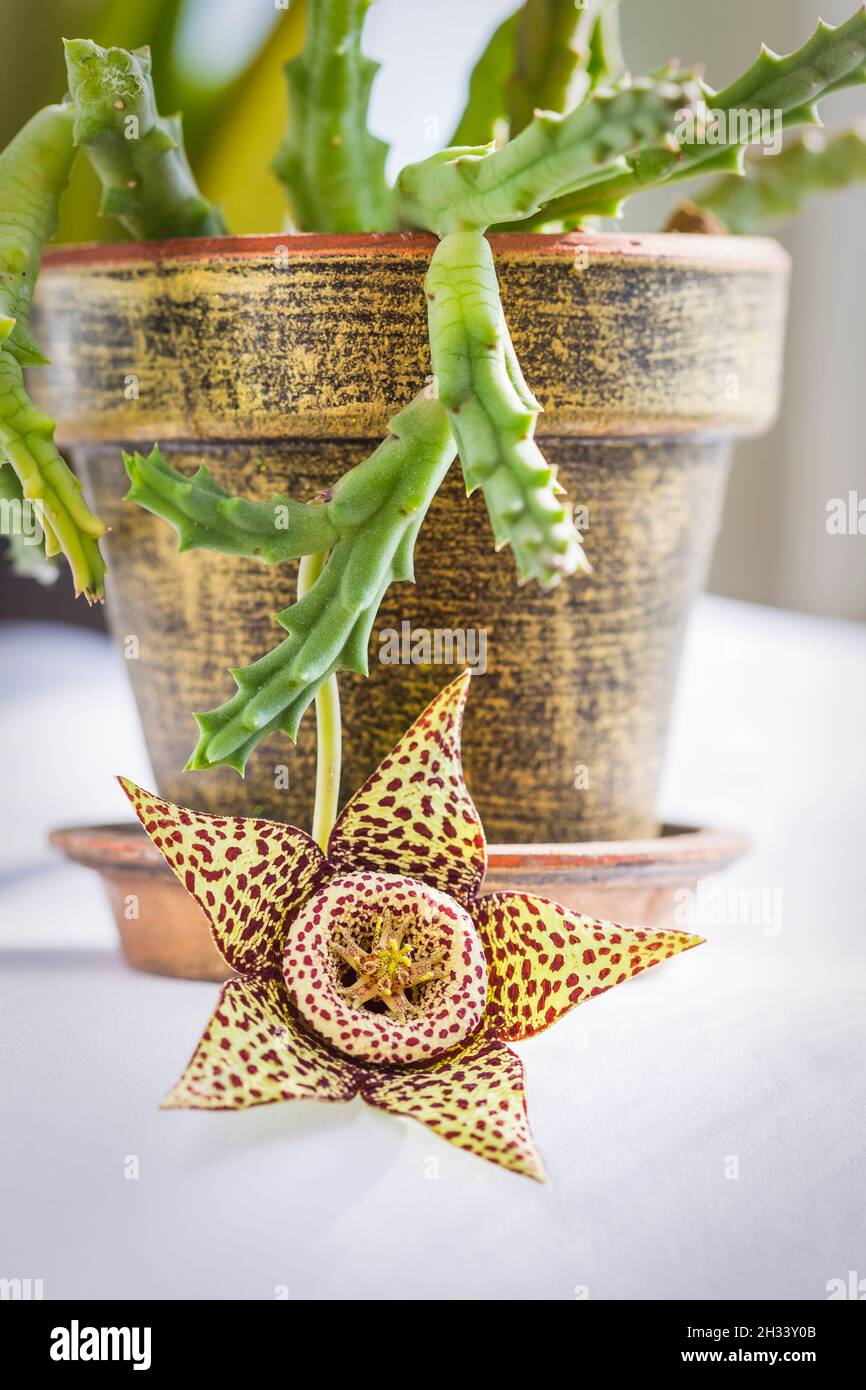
297 552 342 850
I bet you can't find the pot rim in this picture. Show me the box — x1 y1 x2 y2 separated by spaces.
40 228 790 275
49 819 749 883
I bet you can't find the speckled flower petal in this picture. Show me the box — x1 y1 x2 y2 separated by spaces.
327 673 486 904
162 970 360 1110
361 1027 546 1182
118 778 328 973
474 892 704 1042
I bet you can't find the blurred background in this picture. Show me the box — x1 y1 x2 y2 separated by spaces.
0 0 863 625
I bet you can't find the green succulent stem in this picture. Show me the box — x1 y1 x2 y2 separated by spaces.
272 0 393 232
63 39 227 240
186 394 457 775
0 103 75 368
397 73 698 235
506 0 604 138
450 10 521 146
0 459 58 584
426 231 587 589
0 102 106 601
586 1 625 93
691 125 866 232
123 446 339 562
519 7 866 226
298 550 342 851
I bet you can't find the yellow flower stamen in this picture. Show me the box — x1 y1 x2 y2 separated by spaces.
330 911 449 1017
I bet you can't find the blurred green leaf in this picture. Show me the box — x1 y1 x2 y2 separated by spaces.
1 0 308 243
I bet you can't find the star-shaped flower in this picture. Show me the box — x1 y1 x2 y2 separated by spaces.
120 674 703 1181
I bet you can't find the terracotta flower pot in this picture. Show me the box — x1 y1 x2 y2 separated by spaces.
32 231 788 843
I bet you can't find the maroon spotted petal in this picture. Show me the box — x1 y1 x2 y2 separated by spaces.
162 970 360 1109
473 891 704 1042
327 672 487 904
361 1025 546 1181
119 778 328 973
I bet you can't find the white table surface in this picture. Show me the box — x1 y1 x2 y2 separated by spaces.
1 597 864 1301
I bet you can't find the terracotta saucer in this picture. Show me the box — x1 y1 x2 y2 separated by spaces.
49 821 748 982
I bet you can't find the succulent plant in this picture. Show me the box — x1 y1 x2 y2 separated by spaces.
677 126 866 233
3 2 866 837
168 395 456 775
63 39 227 241
506 7 866 227
0 103 106 601
0 460 58 584
272 0 392 232
424 229 588 587
505 0 623 136
397 69 697 234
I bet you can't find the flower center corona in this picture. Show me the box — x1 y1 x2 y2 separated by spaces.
330 911 448 1021
282 872 489 1065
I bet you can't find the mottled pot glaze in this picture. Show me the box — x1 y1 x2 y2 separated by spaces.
32 231 789 842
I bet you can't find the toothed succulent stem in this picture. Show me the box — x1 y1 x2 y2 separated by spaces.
0 104 75 368
397 74 698 235
298 550 342 851
426 231 587 589
586 0 625 93
64 38 227 240
0 102 106 602
272 0 393 232
449 11 520 146
528 8 866 226
0 390 106 601
450 0 624 149
689 125 866 232
506 0 604 138
123 446 339 562
186 394 457 775
0 460 57 583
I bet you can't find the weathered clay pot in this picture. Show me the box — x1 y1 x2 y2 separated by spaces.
32 231 788 842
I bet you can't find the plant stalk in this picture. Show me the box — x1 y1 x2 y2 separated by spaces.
298 551 341 851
